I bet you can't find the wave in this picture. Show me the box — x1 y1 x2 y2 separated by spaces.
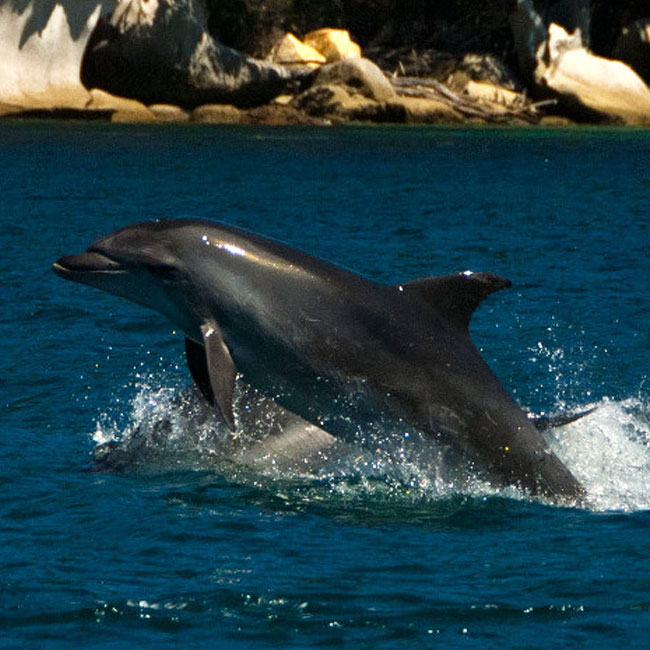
90 377 650 513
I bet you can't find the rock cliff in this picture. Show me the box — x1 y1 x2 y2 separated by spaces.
81 0 309 108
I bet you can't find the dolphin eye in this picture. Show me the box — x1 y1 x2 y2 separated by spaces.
149 263 180 280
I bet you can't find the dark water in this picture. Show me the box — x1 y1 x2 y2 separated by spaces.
1 122 649 648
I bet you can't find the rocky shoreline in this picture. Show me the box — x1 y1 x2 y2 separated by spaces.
1 1 649 127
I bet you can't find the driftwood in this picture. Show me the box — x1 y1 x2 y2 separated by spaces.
390 76 553 124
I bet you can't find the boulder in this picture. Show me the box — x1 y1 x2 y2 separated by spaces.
614 19 650 87
244 104 325 126
292 84 358 117
270 33 325 68
303 29 361 63
81 0 311 108
294 87 466 125
110 109 157 123
387 96 462 124
313 58 396 103
537 23 650 124
0 1 116 111
292 83 403 123
191 104 242 124
148 104 190 123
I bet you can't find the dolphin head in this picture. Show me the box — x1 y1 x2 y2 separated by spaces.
53 220 219 337
53 218 281 342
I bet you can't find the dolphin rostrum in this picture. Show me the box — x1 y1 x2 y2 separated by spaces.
53 219 585 502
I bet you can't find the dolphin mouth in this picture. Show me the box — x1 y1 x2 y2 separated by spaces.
53 249 125 278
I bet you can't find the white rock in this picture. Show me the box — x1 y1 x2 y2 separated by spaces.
538 23 650 124
0 1 116 109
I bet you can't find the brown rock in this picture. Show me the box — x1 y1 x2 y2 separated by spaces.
292 83 403 123
243 104 323 126
191 104 242 124
292 84 355 117
388 97 462 124
303 29 361 63
148 104 190 123
111 110 157 124
270 33 325 68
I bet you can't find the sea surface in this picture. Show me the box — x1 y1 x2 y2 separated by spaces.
1 122 649 648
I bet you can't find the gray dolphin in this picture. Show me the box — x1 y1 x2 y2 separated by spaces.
53 219 585 502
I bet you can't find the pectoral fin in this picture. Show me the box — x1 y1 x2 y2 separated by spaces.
184 322 237 431
185 336 215 405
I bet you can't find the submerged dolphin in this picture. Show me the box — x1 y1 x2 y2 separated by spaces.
53 219 585 502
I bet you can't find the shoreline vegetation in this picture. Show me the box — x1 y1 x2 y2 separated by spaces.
1 0 650 127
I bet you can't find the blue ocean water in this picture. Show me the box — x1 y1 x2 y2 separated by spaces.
1 121 649 648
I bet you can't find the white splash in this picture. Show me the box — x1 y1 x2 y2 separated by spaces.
91 378 650 512
545 397 650 512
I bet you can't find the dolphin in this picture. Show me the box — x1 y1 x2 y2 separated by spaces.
53 218 585 502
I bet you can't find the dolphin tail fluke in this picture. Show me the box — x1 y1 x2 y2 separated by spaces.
529 406 597 432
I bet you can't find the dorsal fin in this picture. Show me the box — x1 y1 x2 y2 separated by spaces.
398 271 512 331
